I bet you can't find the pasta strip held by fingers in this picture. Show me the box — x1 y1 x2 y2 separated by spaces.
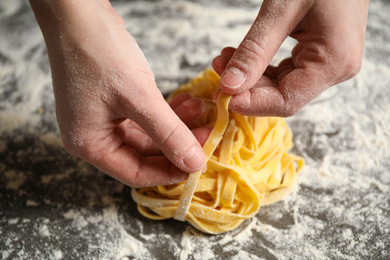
131 69 305 234
174 92 231 221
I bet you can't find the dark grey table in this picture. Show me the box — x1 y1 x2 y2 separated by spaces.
1 0 389 259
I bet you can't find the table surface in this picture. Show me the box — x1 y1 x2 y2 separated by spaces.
1 0 389 259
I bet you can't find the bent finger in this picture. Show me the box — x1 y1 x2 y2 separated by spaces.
169 92 193 110
228 66 331 117
95 145 189 187
116 120 160 155
173 97 205 127
119 89 206 173
220 0 311 94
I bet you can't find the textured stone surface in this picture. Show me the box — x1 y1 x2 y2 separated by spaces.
1 0 389 259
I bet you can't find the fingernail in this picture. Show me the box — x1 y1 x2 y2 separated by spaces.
213 90 221 103
221 67 246 89
183 146 205 172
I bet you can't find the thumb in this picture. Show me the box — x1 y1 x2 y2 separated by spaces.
129 90 206 174
220 0 311 94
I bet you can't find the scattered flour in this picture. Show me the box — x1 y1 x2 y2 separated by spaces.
26 199 40 206
1 0 389 259
39 224 51 237
52 249 64 260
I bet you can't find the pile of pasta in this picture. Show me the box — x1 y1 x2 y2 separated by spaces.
131 68 304 234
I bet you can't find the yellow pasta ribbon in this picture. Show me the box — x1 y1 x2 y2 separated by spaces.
131 68 305 234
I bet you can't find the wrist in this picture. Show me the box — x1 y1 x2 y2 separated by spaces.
29 0 104 44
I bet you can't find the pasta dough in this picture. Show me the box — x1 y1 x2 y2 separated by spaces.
131 69 304 234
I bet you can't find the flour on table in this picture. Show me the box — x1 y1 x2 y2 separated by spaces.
1 0 389 259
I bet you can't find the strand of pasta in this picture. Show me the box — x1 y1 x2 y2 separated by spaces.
174 92 231 221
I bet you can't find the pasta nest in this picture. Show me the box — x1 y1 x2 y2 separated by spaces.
132 69 304 234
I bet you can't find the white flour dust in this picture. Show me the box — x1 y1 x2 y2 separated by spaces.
1 0 389 259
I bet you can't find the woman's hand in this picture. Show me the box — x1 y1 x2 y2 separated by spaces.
29 0 206 187
213 0 369 117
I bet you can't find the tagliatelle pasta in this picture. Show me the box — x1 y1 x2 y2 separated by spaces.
131 69 304 234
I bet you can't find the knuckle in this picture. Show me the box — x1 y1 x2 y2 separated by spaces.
128 161 144 187
281 102 300 118
61 135 80 157
334 46 363 80
61 140 75 156
161 123 183 148
343 55 362 79
61 133 98 162
160 125 189 166
239 38 267 68
282 107 298 118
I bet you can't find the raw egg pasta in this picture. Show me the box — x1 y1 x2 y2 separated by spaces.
131 69 304 234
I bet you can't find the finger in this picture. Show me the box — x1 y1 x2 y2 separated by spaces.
219 0 312 95
117 86 206 173
213 47 288 82
213 89 222 103
119 96 205 156
116 120 160 155
211 47 235 76
173 97 205 127
169 92 192 110
95 144 189 187
94 124 213 188
291 43 304 59
277 57 294 70
212 54 232 76
275 57 294 78
263 64 278 79
118 121 212 156
228 65 331 117
191 127 212 147
101 0 125 25
220 46 236 56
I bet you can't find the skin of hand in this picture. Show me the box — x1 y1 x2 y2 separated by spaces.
212 0 369 117
29 0 207 187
